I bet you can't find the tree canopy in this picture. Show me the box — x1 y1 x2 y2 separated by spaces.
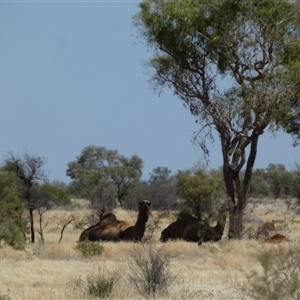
176 166 226 221
67 145 143 209
134 0 300 238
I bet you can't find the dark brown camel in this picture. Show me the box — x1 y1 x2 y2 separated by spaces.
119 200 151 241
79 200 151 242
79 213 116 242
160 209 226 244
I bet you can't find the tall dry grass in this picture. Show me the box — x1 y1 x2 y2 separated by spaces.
0 198 300 299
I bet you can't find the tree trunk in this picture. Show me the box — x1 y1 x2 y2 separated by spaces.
38 211 44 244
228 205 244 238
29 207 35 243
227 135 259 239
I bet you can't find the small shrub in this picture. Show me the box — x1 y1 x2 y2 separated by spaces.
246 245 300 300
71 267 118 299
0 291 11 300
87 275 114 298
75 242 104 257
74 219 85 230
128 244 176 299
143 213 163 242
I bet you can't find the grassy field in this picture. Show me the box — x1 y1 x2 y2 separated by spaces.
1 198 300 300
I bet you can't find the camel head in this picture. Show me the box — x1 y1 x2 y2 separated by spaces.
118 200 151 241
136 200 151 224
139 200 151 215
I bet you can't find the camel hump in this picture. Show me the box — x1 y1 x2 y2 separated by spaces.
100 213 117 224
264 233 291 243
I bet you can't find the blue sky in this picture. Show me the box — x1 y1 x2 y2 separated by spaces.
0 2 299 183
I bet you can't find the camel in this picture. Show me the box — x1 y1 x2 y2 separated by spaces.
79 200 151 242
79 213 116 242
160 209 226 244
160 210 199 242
264 233 291 243
119 200 151 241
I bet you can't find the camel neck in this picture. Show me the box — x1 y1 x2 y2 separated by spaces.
135 210 149 227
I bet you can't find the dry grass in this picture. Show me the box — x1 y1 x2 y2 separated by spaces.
1 198 300 299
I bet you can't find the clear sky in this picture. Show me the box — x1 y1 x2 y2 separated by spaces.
0 1 299 183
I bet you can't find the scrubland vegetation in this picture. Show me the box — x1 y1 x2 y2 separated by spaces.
1 198 300 300
0 150 300 299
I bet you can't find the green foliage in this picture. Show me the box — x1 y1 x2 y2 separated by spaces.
176 165 225 220
74 219 85 230
246 245 300 300
76 241 104 257
67 145 143 207
71 267 117 299
266 164 295 200
135 0 300 238
0 171 26 250
40 182 70 206
134 0 300 144
249 164 300 200
149 167 171 184
87 276 114 299
250 168 269 198
3 151 48 243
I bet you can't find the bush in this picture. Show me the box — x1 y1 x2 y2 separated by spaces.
0 171 26 250
176 166 226 220
75 242 104 257
71 267 118 299
74 219 85 230
246 245 300 300
40 182 71 206
128 244 176 299
1 223 26 250
0 291 11 300
87 275 114 298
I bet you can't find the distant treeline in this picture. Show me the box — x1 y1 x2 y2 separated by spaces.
0 147 299 249
129 163 300 211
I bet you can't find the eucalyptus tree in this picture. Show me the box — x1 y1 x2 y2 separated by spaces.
67 145 143 209
149 167 172 184
134 0 300 237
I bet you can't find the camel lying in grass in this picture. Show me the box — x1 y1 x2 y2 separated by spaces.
78 214 114 242
79 200 151 242
160 209 226 244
